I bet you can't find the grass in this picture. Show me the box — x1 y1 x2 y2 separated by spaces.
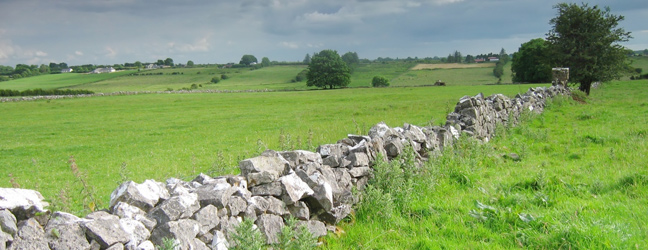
391 62 511 86
0 70 136 91
0 84 546 215
321 79 648 249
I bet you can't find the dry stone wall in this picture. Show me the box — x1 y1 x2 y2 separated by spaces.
0 85 569 250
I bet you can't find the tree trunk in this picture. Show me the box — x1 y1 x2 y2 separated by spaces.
579 81 592 95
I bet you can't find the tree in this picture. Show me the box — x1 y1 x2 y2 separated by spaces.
156 59 165 66
239 55 258 65
511 38 553 83
465 55 475 63
303 53 311 64
306 50 350 89
499 48 510 64
164 58 174 66
341 52 360 73
546 3 632 95
186 60 194 67
454 51 463 63
371 76 390 87
134 61 142 69
261 57 270 67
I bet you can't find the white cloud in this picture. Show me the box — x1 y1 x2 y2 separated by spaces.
75 50 83 56
168 37 211 52
105 47 117 58
280 41 299 49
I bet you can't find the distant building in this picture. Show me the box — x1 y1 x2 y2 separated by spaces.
488 57 499 62
60 68 73 73
474 58 486 63
90 67 116 74
146 64 162 69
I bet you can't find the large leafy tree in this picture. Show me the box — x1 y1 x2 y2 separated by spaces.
546 3 631 95
511 38 552 83
239 54 258 65
306 50 350 89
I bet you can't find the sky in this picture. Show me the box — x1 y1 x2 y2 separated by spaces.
1 0 647 66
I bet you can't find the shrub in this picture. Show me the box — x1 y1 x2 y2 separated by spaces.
571 90 588 103
294 69 308 82
231 218 265 250
371 76 390 87
211 77 220 84
221 74 229 80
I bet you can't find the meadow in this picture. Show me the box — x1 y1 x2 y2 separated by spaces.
0 83 544 214
322 79 648 249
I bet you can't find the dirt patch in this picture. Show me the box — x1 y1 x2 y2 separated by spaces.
412 63 495 70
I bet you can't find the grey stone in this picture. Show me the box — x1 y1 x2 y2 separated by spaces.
0 188 49 220
279 172 314 205
148 192 200 225
239 150 291 187
195 182 235 208
45 212 91 250
280 150 323 168
384 138 404 158
191 173 214 185
348 167 372 178
266 197 289 216
250 181 282 197
347 152 370 167
8 218 49 250
192 205 220 236
109 180 169 212
317 205 351 225
150 219 202 250
211 230 229 250
248 196 269 215
119 218 150 250
368 122 391 139
317 144 348 158
227 196 248 216
296 220 327 238
82 211 130 249
106 243 124 250
111 202 156 231
0 209 17 236
255 214 284 244
304 182 333 212
226 175 248 189
288 201 310 220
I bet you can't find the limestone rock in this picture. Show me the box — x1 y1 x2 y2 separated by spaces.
111 202 156 231
247 196 269 215
0 188 48 220
227 196 248 216
192 205 220 236
136 240 155 250
82 211 130 249
150 219 203 250
255 214 284 244
8 218 49 250
287 201 310 220
195 182 234 208
250 181 283 197
119 218 150 250
211 230 229 250
0 209 17 236
109 180 169 212
148 192 200 225
45 211 91 250
296 220 327 238
317 205 351 225
280 150 323 168
239 150 291 187
279 172 314 205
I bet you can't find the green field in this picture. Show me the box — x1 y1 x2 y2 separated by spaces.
0 70 136 91
0 83 546 214
322 79 648 249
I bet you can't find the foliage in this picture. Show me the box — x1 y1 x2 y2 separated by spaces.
547 3 632 95
157 237 179 250
164 58 174 66
292 69 308 82
0 88 94 97
341 52 360 73
261 57 271 67
276 217 318 250
240 55 258 65
231 218 266 250
302 53 311 64
211 76 220 84
186 60 194 67
512 38 553 83
306 50 351 89
371 76 390 87
221 74 229 80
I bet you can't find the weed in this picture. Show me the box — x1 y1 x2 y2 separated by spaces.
8 173 20 188
117 162 131 184
69 156 101 213
157 237 179 250
276 217 318 250
231 218 266 250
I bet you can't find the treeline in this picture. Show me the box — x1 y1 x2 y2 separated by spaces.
492 49 511 80
0 89 94 97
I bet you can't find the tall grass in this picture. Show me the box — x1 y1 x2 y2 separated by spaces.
322 80 648 249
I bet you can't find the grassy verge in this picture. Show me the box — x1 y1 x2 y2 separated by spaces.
322 80 648 249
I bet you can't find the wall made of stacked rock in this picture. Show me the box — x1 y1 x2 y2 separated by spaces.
0 85 568 250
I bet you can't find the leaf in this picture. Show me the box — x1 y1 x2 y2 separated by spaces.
88 201 96 212
469 210 488 221
475 200 497 213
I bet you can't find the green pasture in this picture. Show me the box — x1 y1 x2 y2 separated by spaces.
392 62 512 86
0 70 135 91
323 79 648 249
0 84 545 214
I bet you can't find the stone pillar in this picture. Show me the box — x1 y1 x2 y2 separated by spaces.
552 68 569 87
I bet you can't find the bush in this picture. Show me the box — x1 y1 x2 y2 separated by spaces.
294 69 308 82
571 90 588 103
371 76 390 87
221 74 229 80
211 77 220 84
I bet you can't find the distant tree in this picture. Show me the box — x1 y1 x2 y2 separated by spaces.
511 38 552 83
134 61 142 69
341 52 360 73
465 55 475 63
499 48 510 64
261 57 271 67
493 63 504 78
454 51 463 63
156 59 165 66
306 50 350 89
644 49 648 56
446 53 454 63
211 77 220 83
186 60 194 67
164 58 174 66
547 3 632 95
239 55 258 65
371 76 390 87
303 54 311 64
38 64 50 74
